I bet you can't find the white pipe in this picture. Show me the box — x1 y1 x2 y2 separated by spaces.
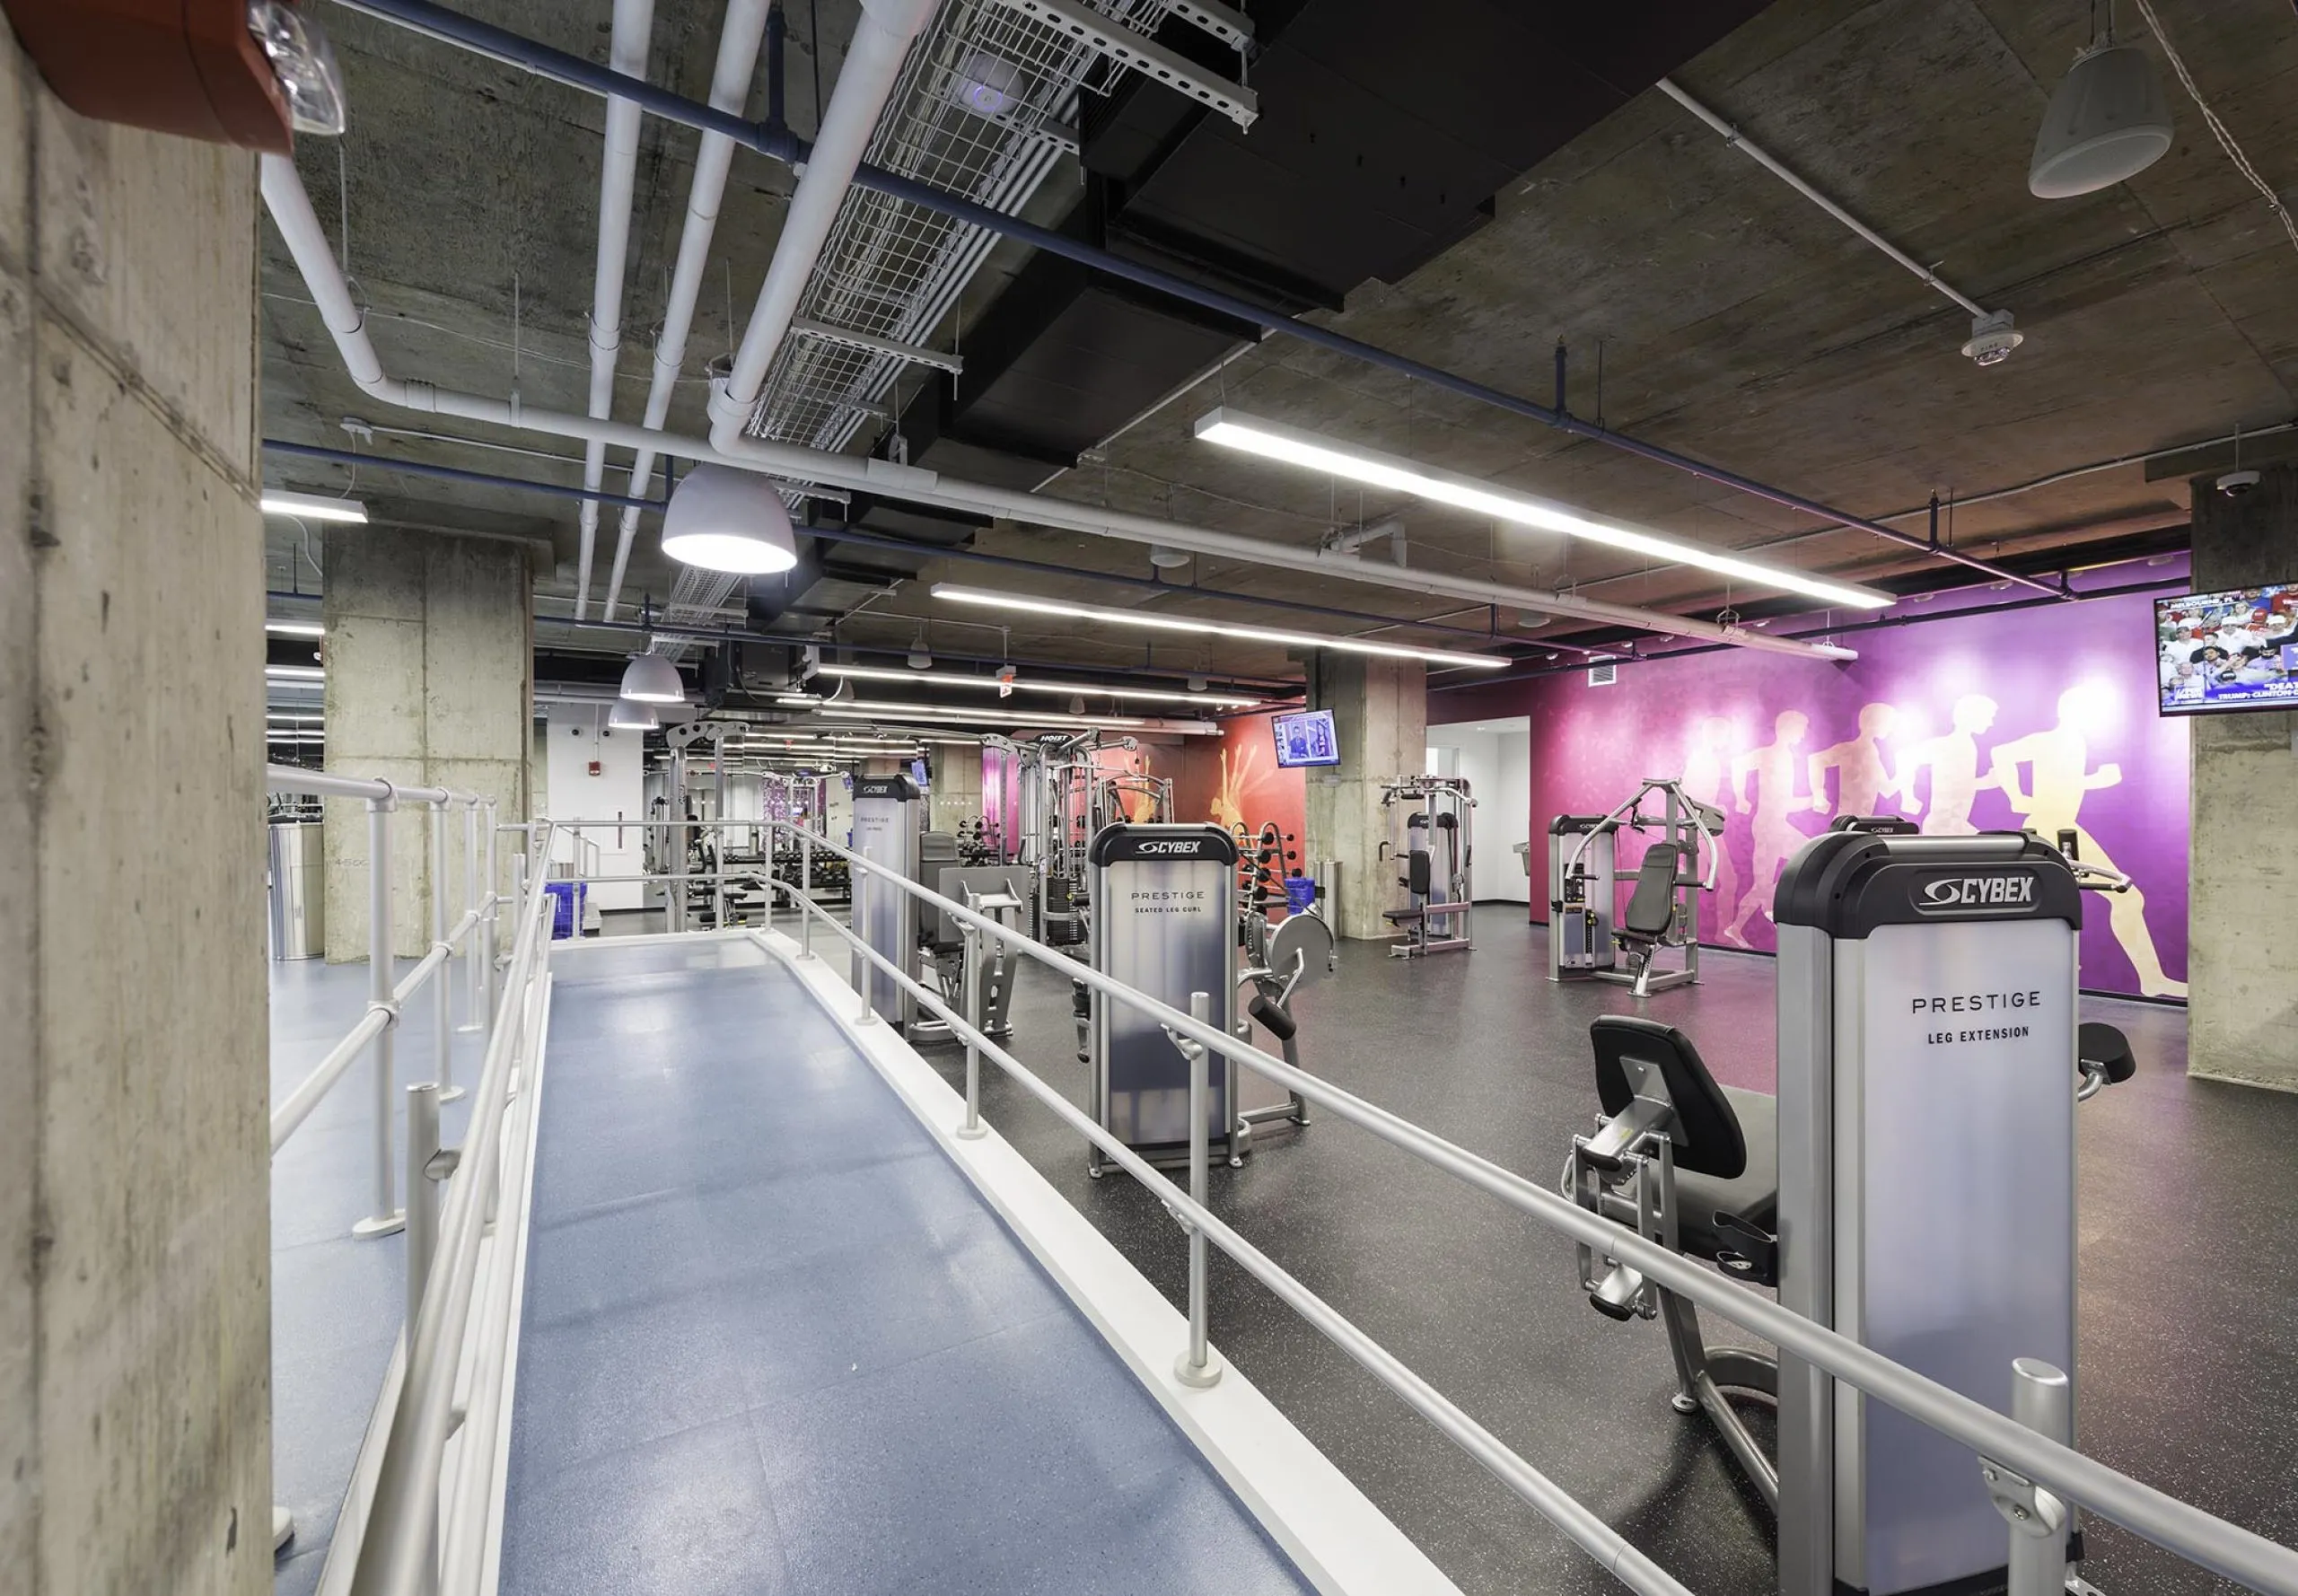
601 0 773 622
574 0 659 621
260 155 1851 661
704 0 939 454
1656 77 1990 320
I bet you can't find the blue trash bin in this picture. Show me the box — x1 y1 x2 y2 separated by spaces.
1283 875 1317 916
543 880 585 939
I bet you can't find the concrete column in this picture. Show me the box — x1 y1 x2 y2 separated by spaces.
928 740 983 833
1302 655 1426 941
0 23 270 1595
321 529 531 959
2187 466 2298 1091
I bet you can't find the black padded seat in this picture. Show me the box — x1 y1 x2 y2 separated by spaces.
1617 846 1685 944
1589 1017 1776 1267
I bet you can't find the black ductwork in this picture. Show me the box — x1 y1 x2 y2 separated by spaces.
892 0 1775 480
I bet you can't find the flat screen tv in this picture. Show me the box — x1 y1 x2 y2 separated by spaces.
1271 708 1341 768
2154 583 2298 715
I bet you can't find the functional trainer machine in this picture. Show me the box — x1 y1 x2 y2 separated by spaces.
1549 777 1724 995
1085 822 1241 1176
1565 829 2136 1596
1380 776 1474 957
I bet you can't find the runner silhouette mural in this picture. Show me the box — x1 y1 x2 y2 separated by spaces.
1452 583 2189 999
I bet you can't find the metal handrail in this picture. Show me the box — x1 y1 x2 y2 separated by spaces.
752 818 2298 1596
264 764 500 1158
345 832 557 1596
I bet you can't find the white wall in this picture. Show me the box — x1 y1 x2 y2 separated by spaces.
1428 719 1531 903
544 705 647 910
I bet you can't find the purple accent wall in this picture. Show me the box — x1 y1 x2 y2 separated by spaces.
1436 584 2190 1000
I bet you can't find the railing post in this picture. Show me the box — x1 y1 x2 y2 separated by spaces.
1174 989 1222 1389
1985 1359 2074 1596
459 799 482 1033
852 846 877 1025
482 806 499 1038
406 1081 442 1325
354 794 405 1239
955 921 987 1140
430 802 461 1104
799 828 813 960
403 1077 445 1596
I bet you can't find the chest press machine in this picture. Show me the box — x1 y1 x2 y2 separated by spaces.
1549 776 1724 995
1565 829 2136 1596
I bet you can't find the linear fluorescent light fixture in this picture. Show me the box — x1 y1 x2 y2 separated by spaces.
1193 408 1892 611
776 694 1153 731
265 620 326 637
265 664 326 680
928 584 1508 669
261 491 368 523
814 663 1261 708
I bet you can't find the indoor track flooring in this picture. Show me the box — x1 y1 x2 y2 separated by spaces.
905 911 2297 1596
499 936 1314 1596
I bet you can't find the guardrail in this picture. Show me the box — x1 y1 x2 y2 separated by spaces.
338 813 2298 1596
306 813 557 1596
732 818 2298 1596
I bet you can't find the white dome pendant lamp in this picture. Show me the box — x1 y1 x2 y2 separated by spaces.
2030 4 2172 198
661 465 800 574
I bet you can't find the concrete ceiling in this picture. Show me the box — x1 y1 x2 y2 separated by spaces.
259 0 2298 688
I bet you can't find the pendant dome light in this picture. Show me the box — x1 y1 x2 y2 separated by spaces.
908 623 933 669
2030 6 2171 199
661 465 800 574
608 696 659 730
619 651 687 705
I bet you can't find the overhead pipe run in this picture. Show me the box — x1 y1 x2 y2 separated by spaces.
601 0 774 621
261 148 1849 661
705 0 940 458
574 0 658 619
259 438 1609 654
325 0 2057 602
256 42 1850 662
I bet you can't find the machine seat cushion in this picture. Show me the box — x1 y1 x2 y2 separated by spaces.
1384 908 1426 925
1674 1086 1777 1266
1618 846 1684 942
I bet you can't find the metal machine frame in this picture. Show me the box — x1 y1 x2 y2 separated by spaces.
850 773 923 1029
1379 776 1474 958
1568 830 2134 1596
1549 776 1724 995
1086 822 1240 1176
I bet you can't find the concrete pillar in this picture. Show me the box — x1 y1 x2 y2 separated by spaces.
2186 466 2298 1091
1303 655 1426 941
0 24 270 1595
928 740 983 833
321 529 531 960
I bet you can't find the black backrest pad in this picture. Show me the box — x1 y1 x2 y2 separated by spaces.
1621 846 1682 936
1590 1016 1747 1179
1408 852 1432 895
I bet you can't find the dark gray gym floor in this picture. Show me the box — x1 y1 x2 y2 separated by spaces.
904 912 2298 1596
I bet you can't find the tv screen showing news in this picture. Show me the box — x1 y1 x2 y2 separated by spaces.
1271 708 1340 768
2155 583 2298 715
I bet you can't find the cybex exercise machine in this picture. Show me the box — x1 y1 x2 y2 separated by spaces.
1085 823 1241 1175
1549 776 1724 995
1380 776 1474 957
1564 828 2137 1596
850 773 923 1030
